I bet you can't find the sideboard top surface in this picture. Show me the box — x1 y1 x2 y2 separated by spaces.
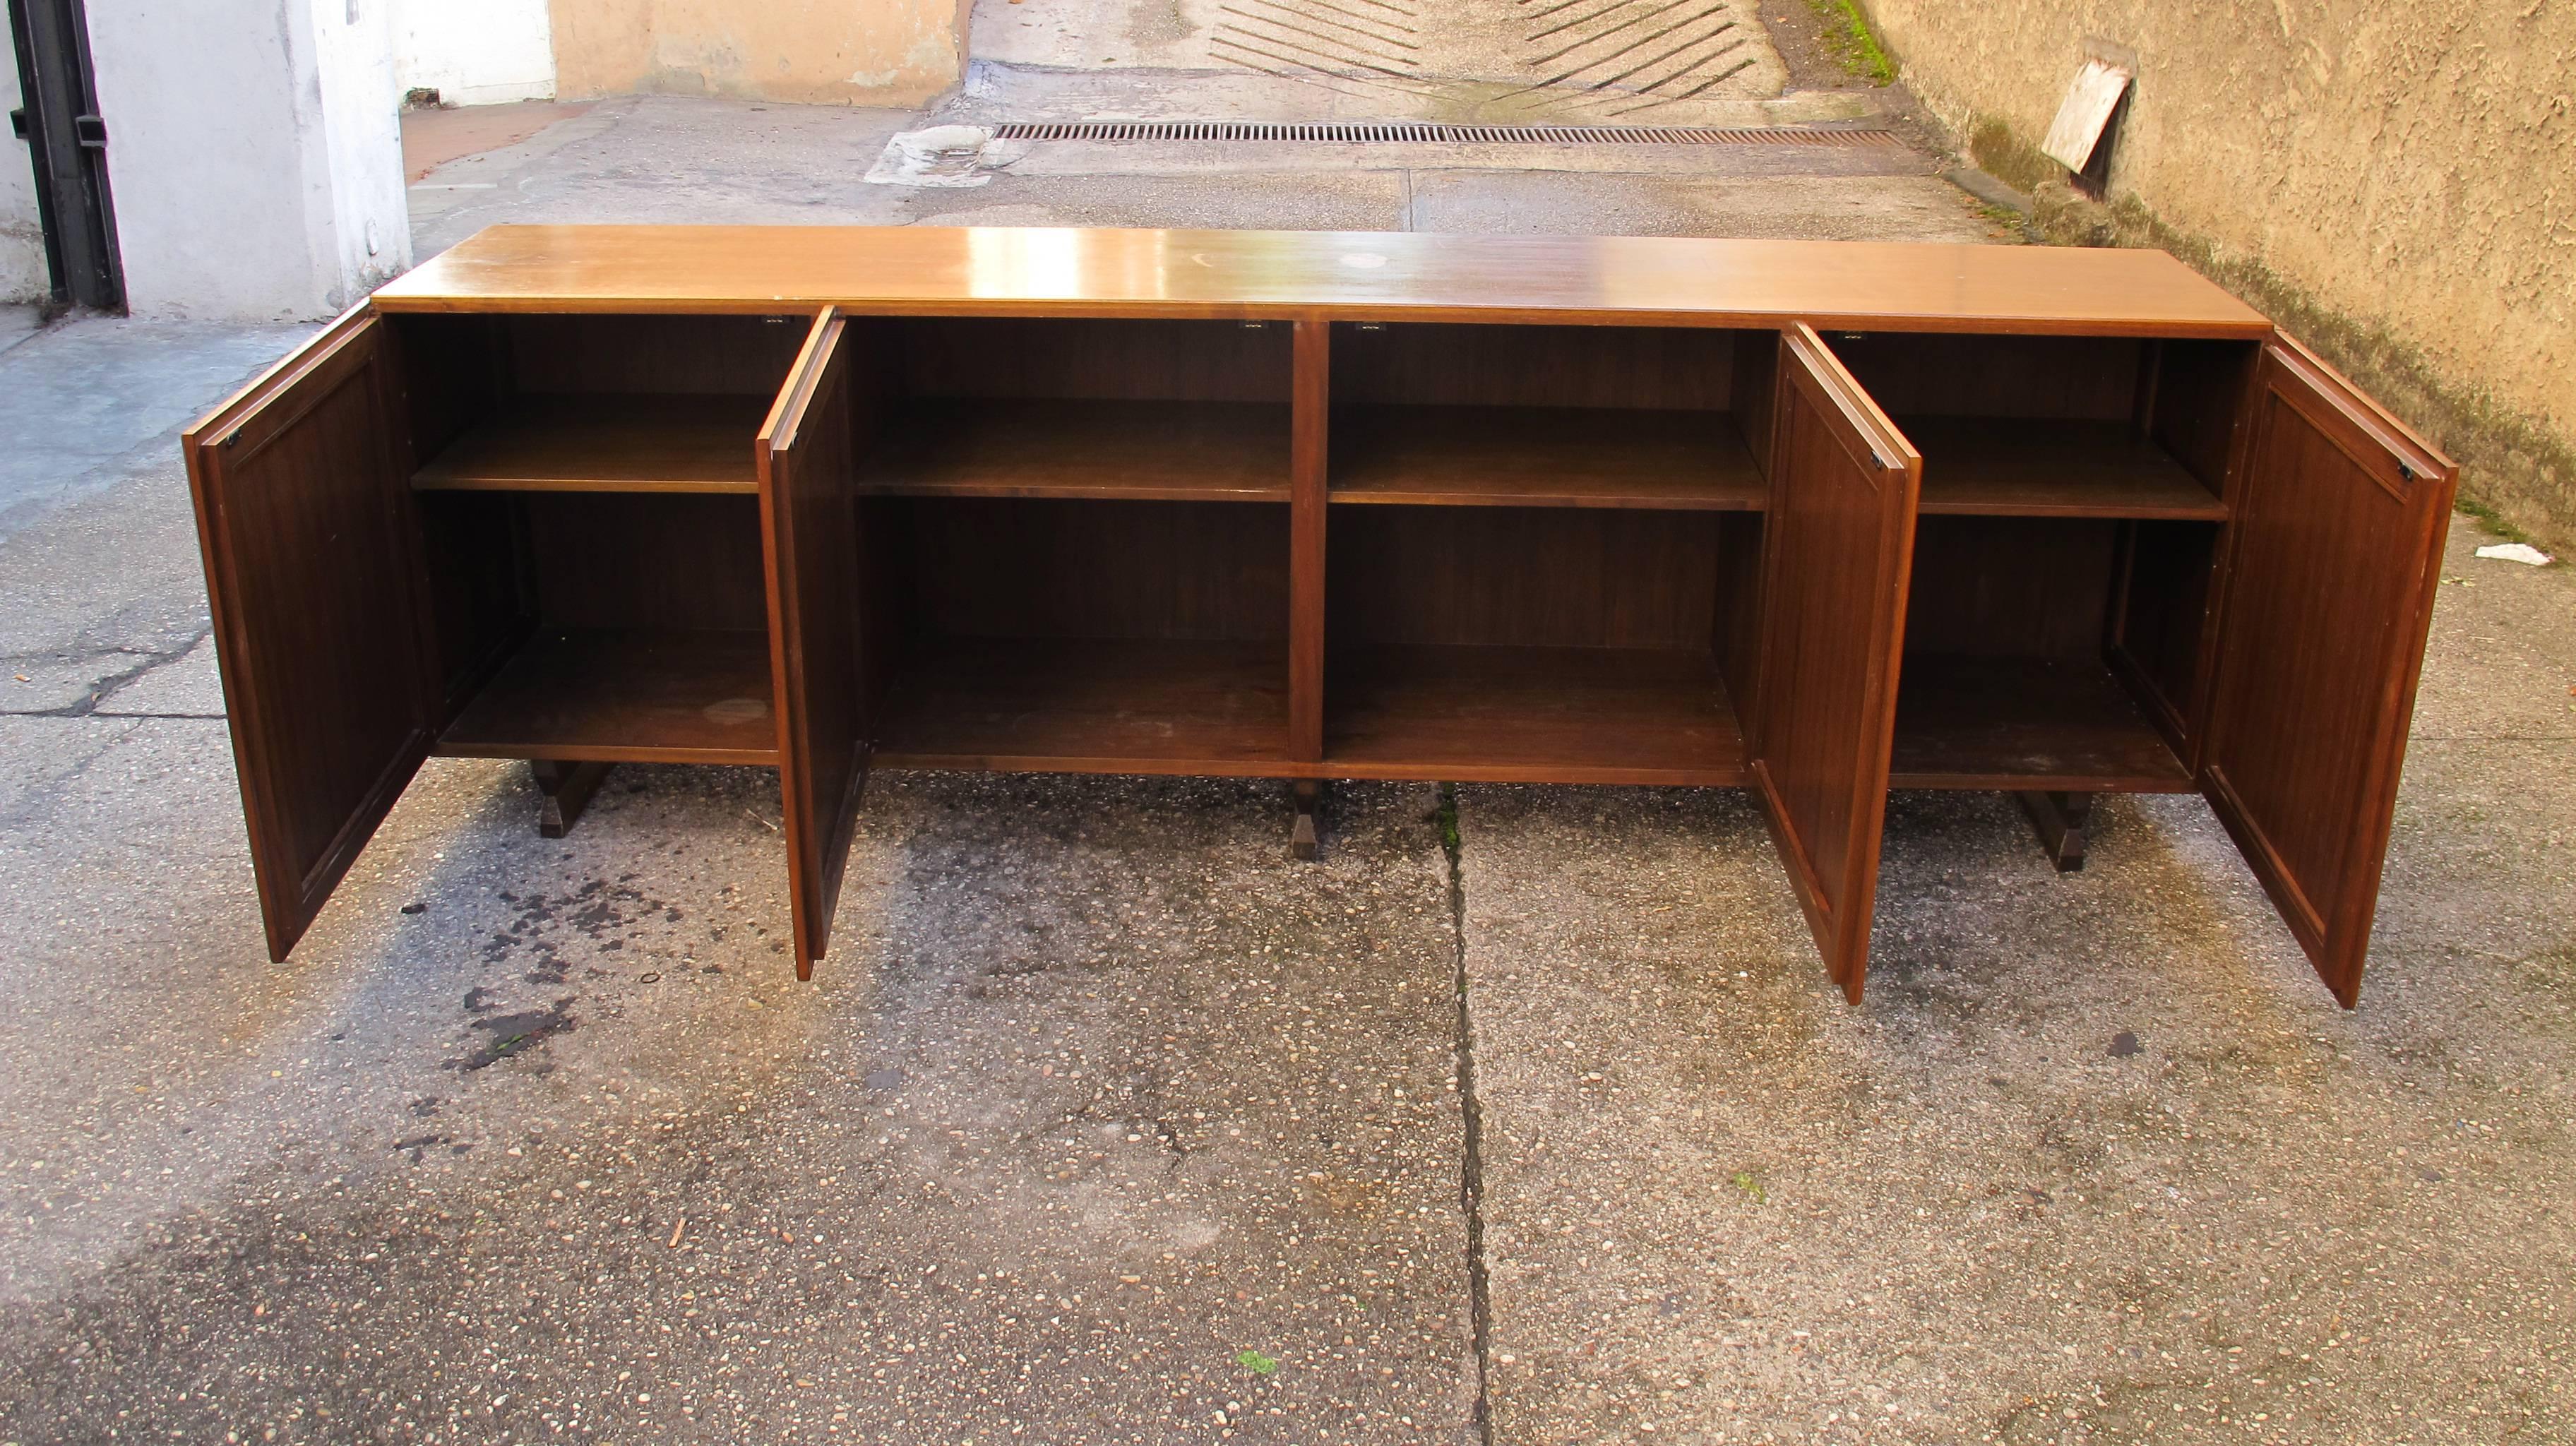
373 225 2274 337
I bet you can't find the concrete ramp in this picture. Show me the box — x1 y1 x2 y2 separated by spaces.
973 0 1790 124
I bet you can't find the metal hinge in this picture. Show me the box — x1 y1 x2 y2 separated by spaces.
73 114 107 148
7 109 25 141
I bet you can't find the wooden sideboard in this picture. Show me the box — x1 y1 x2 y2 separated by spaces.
182 226 2457 1007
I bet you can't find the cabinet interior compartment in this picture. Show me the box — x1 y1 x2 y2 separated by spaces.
1826 332 2256 520
1323 503 1760 783
422 489 780 765
1328 323 1770 510
854 317 1295 503
1892 514 2217 791
865 497 1294 772
395 313 810 495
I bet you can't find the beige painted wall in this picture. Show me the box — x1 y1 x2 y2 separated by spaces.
1864 0 2576 546
549 0 970 107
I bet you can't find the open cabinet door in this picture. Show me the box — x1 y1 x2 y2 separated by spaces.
761 309 871 981
2200 335 2457 1007
183 310 434 961
1746 325 1922 1003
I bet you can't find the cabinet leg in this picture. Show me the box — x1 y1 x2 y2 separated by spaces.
1291 779 1322 861
531 760 614 839
2017 789 2092 873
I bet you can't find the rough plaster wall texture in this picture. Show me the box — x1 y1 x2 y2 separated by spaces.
549 0 968 106
0 53 45 301
1863 0 2576 545
83 0 410 318
392 0 558 105
83 0 322 316
316 0 415 304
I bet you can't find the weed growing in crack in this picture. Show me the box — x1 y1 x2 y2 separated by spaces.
1809 0 1897 85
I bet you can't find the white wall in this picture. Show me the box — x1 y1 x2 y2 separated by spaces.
0 53 45 302
85 0 410 319
315 0 412 298
393 0 556 107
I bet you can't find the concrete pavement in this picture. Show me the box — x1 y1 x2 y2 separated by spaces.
0 6 2569 1442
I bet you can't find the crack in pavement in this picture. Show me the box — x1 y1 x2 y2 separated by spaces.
1440 781 1498 1446
0 626 213 719
0 715 148 830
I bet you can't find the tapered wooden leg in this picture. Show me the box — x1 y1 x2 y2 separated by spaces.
1291 779 1321 861
2017 789 2093 873
531 760 614 839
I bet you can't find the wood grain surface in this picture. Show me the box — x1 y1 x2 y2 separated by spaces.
376 225 2272 337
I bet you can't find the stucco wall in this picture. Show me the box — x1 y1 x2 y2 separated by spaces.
86 0 410 318
1 51 46 302
549 0 970 107
1864 0 2576 546
393 0 558 106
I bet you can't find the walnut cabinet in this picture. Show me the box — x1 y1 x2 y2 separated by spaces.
183 227 2456 1006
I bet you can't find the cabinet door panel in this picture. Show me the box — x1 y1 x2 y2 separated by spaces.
761 309 871 981
183 311 434 960
2200 335 2457 1006
1746 326 1921 1002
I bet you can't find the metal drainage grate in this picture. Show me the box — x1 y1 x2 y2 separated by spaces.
989 121 1900 147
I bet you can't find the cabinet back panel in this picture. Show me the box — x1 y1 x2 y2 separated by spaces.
415 491 530 708
900 498 1290 642
503 316 809 396
897 318 1293 403
1712 511 1767 703
2114 519 2220 717
1827 333 2139 421
2152 339 2260 496
1331 323 1736 410
1730 330 1781 479
525 493 770 633
1331 506 1723 650
389 316 506 470
1904 516 2114 660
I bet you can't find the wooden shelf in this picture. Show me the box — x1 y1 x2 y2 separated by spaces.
1330 406 1765 510
858 399 1291 503
1907 418 2225 520
1890 655 2191 791
1326 645 1745 784
873 637 1292 775
439 627 780 764
415 393 768 495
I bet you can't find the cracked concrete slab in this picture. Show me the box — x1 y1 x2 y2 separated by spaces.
88 631 223 719
0 438 242 716
1455 514 2576 1445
